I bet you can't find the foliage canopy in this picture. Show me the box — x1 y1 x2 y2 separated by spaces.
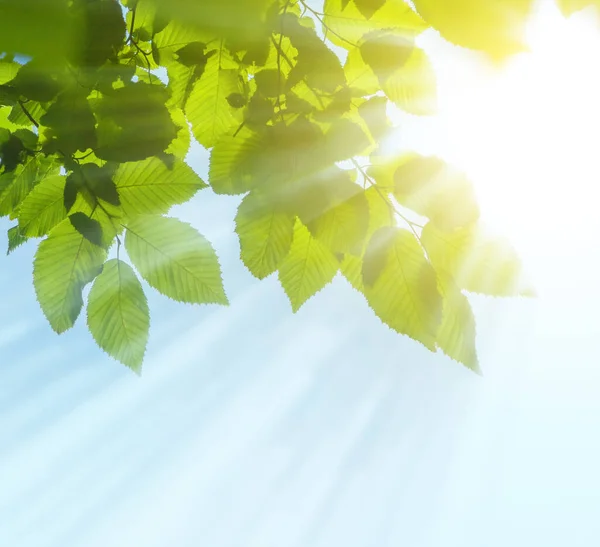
0 0 562 373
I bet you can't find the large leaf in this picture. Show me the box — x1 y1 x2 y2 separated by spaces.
18 175 67 237
362 227 442 350
235 191 295 279
124 215 228 305
412 0 534 59
87 259 150 373
34 219 107 333
421 222 532 297
278 220 339 312
185 47 243 148
114 157 207 216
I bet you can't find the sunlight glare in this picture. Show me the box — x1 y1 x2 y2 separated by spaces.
433 2 600 243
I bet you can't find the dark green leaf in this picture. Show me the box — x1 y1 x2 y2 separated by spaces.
69 212 104 248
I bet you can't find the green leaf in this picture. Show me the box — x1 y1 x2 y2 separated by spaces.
412 0 533 59
185 47 243 148
323 0 427 49
381 47 437 115
18 175 67 237
354 0 386 19
69 212 104 248
345 47 380 96
208 129 263 194
304 174 370 254
362 227 442 350
34 218 107 333
124 215 228 305
393 154 479 229
87 259 150 373
7 224 27 254
114 156 207 216
95 82 178 162
40 90 97 155
0 156 56 217
235 191 295 279
421 222 532 297
278 220 339 312
436 274 479 373
557 0 600 15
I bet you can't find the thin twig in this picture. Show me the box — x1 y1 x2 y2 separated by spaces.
18 100 39 128
351 158 424 239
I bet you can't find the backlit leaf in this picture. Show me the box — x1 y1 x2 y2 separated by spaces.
125 215 228 305
185 47 243 148
34 218 107 333
279 220 339 312
235 191 295 279
362 227 442 350
18 175 67 237
421 222 532 297
114 157 207 216
436 275 479 372
87 259 150 373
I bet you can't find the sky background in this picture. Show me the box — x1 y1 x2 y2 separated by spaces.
3 1 600 545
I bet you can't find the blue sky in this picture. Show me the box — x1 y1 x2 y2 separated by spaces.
3 2 600 545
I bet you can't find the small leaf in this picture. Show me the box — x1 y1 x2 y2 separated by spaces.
87 259 150 373
278 220 339 312
125 215 228 305
70 212 104 248
7 224 27 254
34 219 107 333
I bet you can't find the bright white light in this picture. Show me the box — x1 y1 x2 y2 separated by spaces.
432 2 600 241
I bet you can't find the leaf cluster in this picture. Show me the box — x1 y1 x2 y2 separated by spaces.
0 0 538 373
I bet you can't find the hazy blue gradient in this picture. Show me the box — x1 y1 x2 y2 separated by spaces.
3 4 600 546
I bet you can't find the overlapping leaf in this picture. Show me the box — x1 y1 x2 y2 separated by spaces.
34 218 107 333
362 227 442 350
114 157 207 216
235 191 295 279
125 215 228 305
279 220 340 312
87 259 150 373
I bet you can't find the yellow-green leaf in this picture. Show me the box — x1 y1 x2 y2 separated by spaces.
436 275 479 372
421 222 532 297
235 192 295 279
114 157 207 216
185 48 243 148
279 220 339 312
412 0 533 59
323 0 428 49
34 219 107 333
87 259 150 373
362 227 441 349
18 175 67 237
124 215 228 305
382 47 437 115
